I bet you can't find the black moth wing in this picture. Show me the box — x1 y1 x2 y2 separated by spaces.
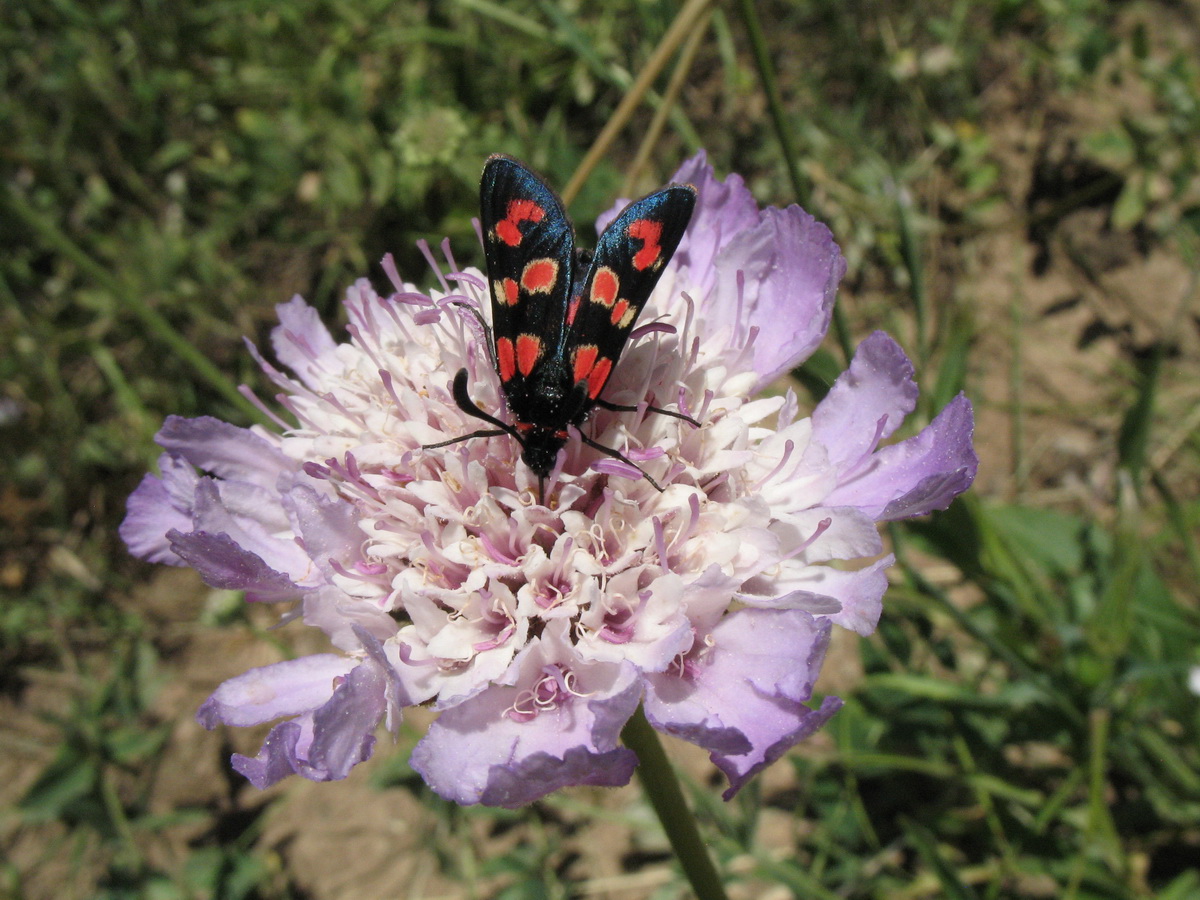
562 184 697 407
479 155 575 401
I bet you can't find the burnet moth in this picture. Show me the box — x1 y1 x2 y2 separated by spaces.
425 155 698 498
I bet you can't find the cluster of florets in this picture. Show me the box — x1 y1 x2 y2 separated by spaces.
123 155 976 806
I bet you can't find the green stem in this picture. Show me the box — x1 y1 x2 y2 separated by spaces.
621 706 729 900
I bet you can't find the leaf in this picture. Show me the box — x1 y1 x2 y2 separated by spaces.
19 749 99 821
985 504 1085 576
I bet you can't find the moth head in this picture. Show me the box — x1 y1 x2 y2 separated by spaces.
518 428 567 479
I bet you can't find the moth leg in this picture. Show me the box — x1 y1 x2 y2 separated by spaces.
593 396 700 429
423 368 518 449
575 431 665 493
422 428 508 451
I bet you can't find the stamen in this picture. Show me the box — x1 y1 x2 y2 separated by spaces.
244 338 316 400
653 516 668 567
591 457 644 480
303 461 331 479
734 269 746 342
756 439 796 489
679 291 696 346
676 386 694 422
446 270 487 291
626 445 666 461
440 238 460 277
396 642 439 666
378 369 404 413
276 394 319 430
479 532 518 565
786 517 832 561
380 253 405 294
837 414 890 483
377 295 416 342
352 290 382 343
418 239 449 293
239 384 290 429
683 492 701 544
345 323 384 371
319 389 365 428
628 321 677 342
329 558 389 586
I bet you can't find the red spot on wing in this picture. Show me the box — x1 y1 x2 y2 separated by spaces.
516 334 542 377
495 199 545 247
591 267 619 307
496 278 519 306
521 258 558 293
497 337 516 382
566 295 581 325
573 344 599 385
628 218 665 271
610 298 629 326
586 357 613 398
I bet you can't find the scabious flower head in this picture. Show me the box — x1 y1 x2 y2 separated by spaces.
122 154 977 807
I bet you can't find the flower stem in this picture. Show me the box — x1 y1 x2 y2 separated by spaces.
621 706 729 900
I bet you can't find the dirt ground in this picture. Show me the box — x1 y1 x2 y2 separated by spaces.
4 31 1198 900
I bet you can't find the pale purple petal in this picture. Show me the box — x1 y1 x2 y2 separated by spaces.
302 585 402 654
746 556 893 636
812 332 919 469
284 484 365 577
355 625 409 732
643 608 842 799
224 660 386 788
271 295 339 389
823 394 978 519
710 205 844 387
410 659 641 807
197 654 356 728
167 528 301 601
231 720 308 789
120 467 193 565
305 661 386 779
157 416 294 489
665 152 763 280
185 478 315 587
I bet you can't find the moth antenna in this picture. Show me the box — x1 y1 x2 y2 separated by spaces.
593 396 701 429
